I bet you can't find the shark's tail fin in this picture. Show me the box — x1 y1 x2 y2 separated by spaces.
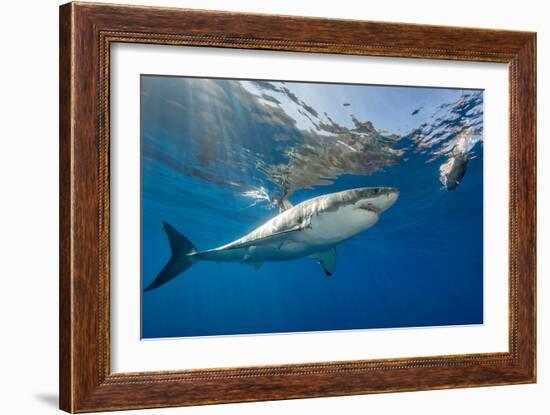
144 221 197 292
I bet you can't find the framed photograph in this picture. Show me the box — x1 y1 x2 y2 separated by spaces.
59 2 536 412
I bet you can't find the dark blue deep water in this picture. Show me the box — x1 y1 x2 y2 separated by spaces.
141 75 483 339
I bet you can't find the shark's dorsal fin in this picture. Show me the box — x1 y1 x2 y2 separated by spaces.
278 196 294 213
310 247 337 276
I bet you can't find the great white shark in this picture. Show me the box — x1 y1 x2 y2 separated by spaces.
144 187 399 291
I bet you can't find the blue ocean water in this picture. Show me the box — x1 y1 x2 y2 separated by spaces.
141 75 483 339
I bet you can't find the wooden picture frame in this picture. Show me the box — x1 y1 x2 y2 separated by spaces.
59 2 536 412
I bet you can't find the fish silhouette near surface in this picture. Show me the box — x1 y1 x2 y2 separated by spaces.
144 187 399 291
439 154 471 191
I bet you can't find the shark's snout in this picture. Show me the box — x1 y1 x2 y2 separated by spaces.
382 188 400 211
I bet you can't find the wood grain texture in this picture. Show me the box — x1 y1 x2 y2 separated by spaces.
59 3 73 411
59 2 537 412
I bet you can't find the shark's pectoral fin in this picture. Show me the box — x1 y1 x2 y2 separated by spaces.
245 261 264 271
228 224 306 250
310 247 337 276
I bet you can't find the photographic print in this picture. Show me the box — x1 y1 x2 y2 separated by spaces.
141 75 484 339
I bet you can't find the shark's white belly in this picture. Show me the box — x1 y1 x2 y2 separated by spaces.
306 206 379 245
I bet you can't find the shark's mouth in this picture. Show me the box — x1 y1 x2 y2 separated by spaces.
358 202 383 214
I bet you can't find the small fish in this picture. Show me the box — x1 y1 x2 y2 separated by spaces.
411 105 424 116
